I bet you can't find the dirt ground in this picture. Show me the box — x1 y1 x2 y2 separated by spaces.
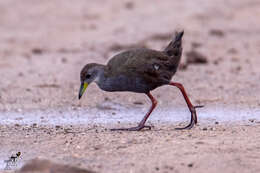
0 0 260 172
1 124 260 173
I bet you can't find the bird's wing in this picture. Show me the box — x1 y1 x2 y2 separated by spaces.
107 48 171 82
107 50 134 71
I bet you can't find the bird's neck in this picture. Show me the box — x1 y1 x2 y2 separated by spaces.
93 64 107 84
94 65 113 91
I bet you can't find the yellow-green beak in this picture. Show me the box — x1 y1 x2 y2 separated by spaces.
78 82 88 99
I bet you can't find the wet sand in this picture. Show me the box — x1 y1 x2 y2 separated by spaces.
0 0 260 172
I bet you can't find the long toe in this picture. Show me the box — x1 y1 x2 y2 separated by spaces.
175 115 196 130
110 125 152 131
175 105 203 130
175 123 194 130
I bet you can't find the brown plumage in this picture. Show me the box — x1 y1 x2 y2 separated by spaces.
79 31 203 131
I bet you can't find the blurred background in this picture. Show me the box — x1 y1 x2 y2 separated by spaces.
0 0 259 111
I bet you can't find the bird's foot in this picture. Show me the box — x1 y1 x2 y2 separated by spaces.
175 105 204 130
175 121 195 130
111 125 152 131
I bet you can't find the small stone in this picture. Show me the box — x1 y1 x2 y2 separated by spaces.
228 48 237 54
133 101 144 105
55 125 61 129
249 119 255 123
61 57 67 63
213 60 219 65
186 50 208 64
125 1 134 9
188 163 193 167
202 127 207 131
191 42 202 49
32 48 44 54
18 72 24 77
94 146 100 150
196 141 204 144
209 29 225 37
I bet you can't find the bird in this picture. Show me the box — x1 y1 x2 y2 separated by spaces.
78 31 203 131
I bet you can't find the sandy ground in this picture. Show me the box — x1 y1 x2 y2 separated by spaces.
1 124 260 173
0 0 260 172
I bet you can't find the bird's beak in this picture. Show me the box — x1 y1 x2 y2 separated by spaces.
78 82 88 99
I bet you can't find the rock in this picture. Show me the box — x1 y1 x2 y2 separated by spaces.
209 29 225 37
227 48 238 54
249 119 255 123
18 158 96 173
55 125 61 129
32 48 44 55
188 163 193 167
124 1 134 9
186 50 208 64
61 57 68 64
191 42 202 49
133 101 144 105
202 127 207 131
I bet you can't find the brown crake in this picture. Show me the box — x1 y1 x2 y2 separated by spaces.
79 31 203 131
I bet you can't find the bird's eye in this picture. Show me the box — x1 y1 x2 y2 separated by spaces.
86 74 91 79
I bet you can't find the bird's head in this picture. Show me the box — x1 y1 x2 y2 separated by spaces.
78 63 104 99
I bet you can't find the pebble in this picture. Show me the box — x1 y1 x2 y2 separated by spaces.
249 119 255 123
202 127 207 131
188 163 193 167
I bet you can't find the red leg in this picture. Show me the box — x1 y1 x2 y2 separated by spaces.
169 82 203 130
111 92 157 131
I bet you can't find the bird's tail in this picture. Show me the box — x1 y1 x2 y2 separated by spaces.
164 30 183 56
163 30 184 68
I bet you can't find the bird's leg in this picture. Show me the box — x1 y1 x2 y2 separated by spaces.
169 82 203 130
111 92 157 131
